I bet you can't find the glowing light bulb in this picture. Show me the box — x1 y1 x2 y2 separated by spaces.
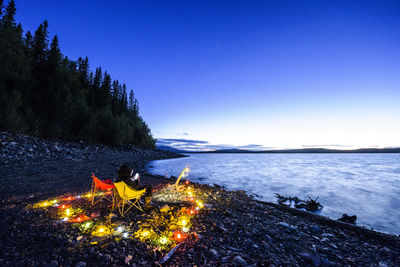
182 227 189 233
195 207 200 211
65 209 71 216
85 222 91 228
181 219 187 226
197 201 203 208
99 227 105 233
185 180 189 185
123 233 128 238
177 233 182 239
159 237 168 244
63 217 68 222
142 231 149 237
117 226 123 232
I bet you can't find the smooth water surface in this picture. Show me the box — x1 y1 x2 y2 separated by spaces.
147 153 400 234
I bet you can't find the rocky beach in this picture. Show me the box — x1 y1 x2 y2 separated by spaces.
1 132 399 266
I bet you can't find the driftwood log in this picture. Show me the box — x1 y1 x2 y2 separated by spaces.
274 193 323 212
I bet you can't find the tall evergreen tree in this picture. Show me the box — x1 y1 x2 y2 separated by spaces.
0 0 4 18
100 71 111 107
24 30 33 48
0 0 30 131
1 0 15 27
32 20 49 66
78 56 90 89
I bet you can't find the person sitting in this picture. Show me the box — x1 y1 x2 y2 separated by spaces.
115 165 152 207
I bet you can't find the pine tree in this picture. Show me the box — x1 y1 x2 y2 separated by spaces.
121 84 128 112
128 90 134 111
1 0 16 27
0 0 4 18
24 30 33 48
78 56 90 89
0 0 29 131
111 79 119 114
48 35 61 64
100 71 111 107
33 20 49 66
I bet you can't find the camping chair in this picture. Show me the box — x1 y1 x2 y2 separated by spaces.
112 181 146 216
91 173 115 205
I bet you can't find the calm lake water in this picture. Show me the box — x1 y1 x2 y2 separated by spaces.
147 153 400 234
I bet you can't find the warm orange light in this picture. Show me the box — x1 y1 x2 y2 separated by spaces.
59 204 71 209
173 231 186 241
71 215 90 223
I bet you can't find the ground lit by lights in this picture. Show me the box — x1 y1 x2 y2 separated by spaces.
29 178 209 252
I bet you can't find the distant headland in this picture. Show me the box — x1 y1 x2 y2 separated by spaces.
157 146 400 154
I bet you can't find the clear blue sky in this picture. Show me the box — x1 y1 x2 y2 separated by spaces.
14 0 400 150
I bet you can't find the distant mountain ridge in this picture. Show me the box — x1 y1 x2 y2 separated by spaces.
156 145 189 153
157 145 400 153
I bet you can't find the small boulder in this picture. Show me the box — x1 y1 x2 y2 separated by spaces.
277 221 297 231
300 252 330 267
44 260 58 267
233 255 247 266
210 249 219 259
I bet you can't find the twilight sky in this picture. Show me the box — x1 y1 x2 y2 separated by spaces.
15 0 400 150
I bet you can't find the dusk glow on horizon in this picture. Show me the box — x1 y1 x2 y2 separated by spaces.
15 0 400 150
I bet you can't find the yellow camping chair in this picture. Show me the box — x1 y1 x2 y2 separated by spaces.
112 181 146 216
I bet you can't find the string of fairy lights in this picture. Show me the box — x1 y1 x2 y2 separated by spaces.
30 168 208 250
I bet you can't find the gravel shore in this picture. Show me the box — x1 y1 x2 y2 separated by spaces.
1 132 399 266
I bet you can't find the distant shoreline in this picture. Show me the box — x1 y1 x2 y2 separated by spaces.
159 147 400 154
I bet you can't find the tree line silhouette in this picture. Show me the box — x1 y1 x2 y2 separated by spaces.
0 0 155 148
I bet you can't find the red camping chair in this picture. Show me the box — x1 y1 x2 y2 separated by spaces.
91 173 115 205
